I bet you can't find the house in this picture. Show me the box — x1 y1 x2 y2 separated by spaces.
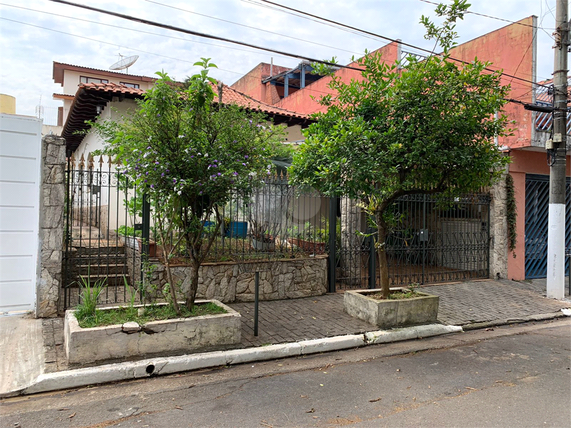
52 62 156 130
231 16 571 285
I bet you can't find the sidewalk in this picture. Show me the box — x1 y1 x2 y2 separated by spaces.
2 279 570 397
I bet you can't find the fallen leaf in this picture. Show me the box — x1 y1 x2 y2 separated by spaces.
306 408 315 413
175 406 183 410
369 397 382 403
300 395 308 398
396 369 401 372
57 408 70 411
486 328 494 331
466 387 477 390
69 413 76 419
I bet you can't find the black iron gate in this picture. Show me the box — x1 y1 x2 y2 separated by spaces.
62 156 144 312
332 193 491 290
524 174 571 279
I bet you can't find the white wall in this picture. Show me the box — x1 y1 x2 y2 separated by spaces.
0 114 43 313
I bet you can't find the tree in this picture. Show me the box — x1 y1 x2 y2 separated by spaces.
290 1 510 298
99 59 284 313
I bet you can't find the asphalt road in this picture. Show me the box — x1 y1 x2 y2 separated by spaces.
2 319 570 428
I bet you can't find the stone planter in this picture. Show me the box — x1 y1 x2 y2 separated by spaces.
120 235 157 257
251 236 275 251
64 300 241 365
344 288 439 329
288 238 326 254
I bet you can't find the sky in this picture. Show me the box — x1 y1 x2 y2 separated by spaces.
0 0 564 125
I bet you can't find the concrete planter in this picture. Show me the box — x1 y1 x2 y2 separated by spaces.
64 300 241 365
344 288 439 329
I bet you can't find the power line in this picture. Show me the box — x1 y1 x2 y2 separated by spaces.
8 0 547 108
46 0 365 73
0 16 268 80
143 0 361 56
252 0 551 89
418 0 555 31
0 3 268 57
0 14 342 99
239 0 383 43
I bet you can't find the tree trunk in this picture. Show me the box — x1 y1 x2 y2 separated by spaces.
163 256 180 315
185 257 201 312
376 216 390 299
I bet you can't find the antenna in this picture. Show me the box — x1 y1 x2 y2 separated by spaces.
109 54 139 74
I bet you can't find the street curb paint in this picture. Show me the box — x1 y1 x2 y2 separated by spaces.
16 324 459 396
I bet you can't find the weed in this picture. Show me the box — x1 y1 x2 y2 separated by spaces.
75 275 106 324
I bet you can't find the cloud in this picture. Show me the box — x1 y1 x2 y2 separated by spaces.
0 0 558 123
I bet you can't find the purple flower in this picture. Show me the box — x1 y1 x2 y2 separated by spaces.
233 172 238 176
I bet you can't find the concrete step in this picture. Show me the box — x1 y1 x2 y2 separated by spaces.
70 263 128 276
70 246 125 256
66 274 130 288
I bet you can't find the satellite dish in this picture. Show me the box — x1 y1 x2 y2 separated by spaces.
109 55 139 72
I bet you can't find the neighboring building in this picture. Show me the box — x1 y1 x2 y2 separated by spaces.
232 16 571 283
52 62 156 129
0 94 16 114
53 63 312 236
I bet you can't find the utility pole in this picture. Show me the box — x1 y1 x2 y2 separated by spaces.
546 0 569 299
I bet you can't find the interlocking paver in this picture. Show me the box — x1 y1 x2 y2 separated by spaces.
43 279 570 371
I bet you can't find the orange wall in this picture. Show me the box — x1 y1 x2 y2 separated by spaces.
450 17 536 149
276 42 401 115
507 150 571 280
231 63 291 105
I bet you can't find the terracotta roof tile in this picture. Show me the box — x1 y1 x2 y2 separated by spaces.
214 83 309 121
62 81 311 152
80 82 145 96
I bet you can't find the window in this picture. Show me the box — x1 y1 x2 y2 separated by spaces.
120 82 140 89
80 76 109 84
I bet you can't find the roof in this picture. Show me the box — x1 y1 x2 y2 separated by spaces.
533 78 571 134
62 81 312 153
214 83 311 122
53 62 156 86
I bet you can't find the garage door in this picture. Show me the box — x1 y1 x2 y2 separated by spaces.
0 114 42 313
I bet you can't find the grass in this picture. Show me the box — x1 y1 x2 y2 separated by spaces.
76 302 227 329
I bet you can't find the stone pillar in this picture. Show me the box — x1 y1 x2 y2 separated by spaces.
488 167 509 280
36 135 66 318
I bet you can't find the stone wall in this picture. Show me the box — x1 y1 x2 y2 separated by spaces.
488 167 509 280
126 248 328 303
36 135 66 317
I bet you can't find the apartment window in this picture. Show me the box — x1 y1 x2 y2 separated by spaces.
80 76 109 84
120 82 140 89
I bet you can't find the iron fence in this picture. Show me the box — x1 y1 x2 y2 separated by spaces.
333 193 491 290
62 155 492 310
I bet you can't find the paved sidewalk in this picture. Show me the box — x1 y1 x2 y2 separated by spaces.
2 278 570 396
39 278 571 374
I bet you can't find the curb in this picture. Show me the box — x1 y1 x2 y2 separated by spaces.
9 324 460 397
461 311 569 331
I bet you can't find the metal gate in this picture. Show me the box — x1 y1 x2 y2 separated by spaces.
62 156 143 311
333 193 491 290
524 174 571 279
